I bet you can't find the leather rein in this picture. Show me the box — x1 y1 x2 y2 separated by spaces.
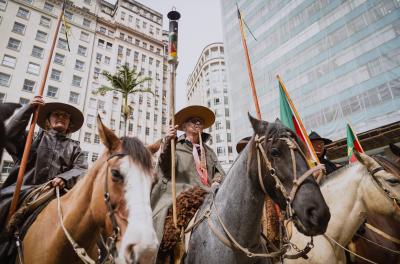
187 134 325 260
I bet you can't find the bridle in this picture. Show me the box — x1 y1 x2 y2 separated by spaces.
100 152 128 263
369 166 400 210
187 133 325 260
254 134 325 218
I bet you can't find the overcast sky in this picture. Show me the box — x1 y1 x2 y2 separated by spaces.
138 0 223 111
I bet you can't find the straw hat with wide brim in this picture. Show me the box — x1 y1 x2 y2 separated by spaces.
236 136 251 154
175 105 215 130
37 102 84 133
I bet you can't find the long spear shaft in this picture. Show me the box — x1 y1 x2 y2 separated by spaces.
167 9 180 228
237 7 261 119
7 3 66 221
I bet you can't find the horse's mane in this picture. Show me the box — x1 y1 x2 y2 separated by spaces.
373 155 400 178
121 137 153 173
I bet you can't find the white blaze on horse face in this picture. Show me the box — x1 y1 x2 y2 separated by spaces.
117 157 158 264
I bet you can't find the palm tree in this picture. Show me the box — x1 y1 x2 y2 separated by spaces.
94 65 153 136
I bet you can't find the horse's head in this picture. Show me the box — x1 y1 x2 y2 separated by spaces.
93 116 158 264
248 114 330 236
355 152 400 221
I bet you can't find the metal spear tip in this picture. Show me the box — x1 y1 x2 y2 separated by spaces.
167 8 181 20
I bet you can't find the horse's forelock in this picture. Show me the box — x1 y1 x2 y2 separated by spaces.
121 137 153 174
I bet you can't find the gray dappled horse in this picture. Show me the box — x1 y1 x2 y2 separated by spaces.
186 115 331 264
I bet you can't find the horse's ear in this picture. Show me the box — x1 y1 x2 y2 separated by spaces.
0 103 21 120
355 151 380 171
97 114 121 152
248 113 268 134
389 143 400 157
147 138 162 155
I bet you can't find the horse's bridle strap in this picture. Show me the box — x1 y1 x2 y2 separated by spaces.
289 164 325 202
370 167 384 176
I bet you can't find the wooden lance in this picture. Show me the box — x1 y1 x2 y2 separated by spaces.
237 5 282 218
7 2 67 221
167 8 180 228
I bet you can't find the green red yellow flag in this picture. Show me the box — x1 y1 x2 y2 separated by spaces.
278 76 319 165
346 123 364 163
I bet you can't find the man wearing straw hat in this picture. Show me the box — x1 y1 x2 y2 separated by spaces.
151 105 225 243
0 96 87 258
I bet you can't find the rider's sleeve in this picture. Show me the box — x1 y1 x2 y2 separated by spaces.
4 104 34 159
56 143 88 189
157 137 172 179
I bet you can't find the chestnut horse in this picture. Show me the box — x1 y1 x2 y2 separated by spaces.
284 153 400 264
21 116 158 263
351 155 400 264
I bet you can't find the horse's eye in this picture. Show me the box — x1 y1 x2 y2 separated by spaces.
271 148 281 157
111 169 124 181
385 178 400 185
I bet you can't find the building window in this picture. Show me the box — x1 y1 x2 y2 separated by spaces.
126 48 131 56
31 46 44 58
7 38 21 50
22 79 35 92
57 38 67 49
2 55 16 68
91 152 98 162
94 67 100 79
0 0 8 10
89 98 96 108
87 114 94 127
12 22 26 34
69 91 79 104
27 62 40 75
77 45 87 56
145 127 150 135
99 26 106 33
227 133 231 142
146 112 150 120
17 7 30 19
226 120 230 129
0 92 5 102
46 86 58 97
97 100 105 110
142 54 146 62
64 11 73 21
110 119 115 130
43 2 53 12
1 160 13 173
39 16 51 27
84 132 91 143
80 31 89 42
104 56 110 64
83 0 91 5
50 69 61 81
106 42 112 50
120 11 125 20
108 30 114 37
54 53 65 65
36 30 48 42
0 72 11 86
75 60 84 71
72 75 82 87
225 108 229 117
82 18 91 27
217 147 224 156
19 97 29 105
82 151 88 161
94 134 100 144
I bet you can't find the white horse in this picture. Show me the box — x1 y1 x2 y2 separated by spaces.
283 153 400 264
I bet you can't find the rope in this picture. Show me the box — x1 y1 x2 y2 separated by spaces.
56 187 95 264
364 223 400 245
323 234 378 264
354 233 400 255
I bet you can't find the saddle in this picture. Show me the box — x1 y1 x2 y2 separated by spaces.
159 186 208 253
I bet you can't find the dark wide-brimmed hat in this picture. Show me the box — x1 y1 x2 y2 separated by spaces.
175 105 215 131
308 131 332 144
37 102 84 133
236 136 251 154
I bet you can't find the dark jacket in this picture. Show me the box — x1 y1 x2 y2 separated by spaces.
320 157 338 175
0 104 87 232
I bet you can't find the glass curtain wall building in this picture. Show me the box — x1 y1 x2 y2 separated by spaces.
221 0 400 144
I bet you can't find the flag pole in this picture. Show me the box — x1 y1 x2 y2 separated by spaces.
237 5 261 119
7 1 67 221
167 8 180 228
277 75 320 165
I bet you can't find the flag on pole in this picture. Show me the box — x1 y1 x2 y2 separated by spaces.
278 76 320 165
346 123 364 163
62 11 71 52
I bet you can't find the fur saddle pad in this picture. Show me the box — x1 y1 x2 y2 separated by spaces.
159 186 208 253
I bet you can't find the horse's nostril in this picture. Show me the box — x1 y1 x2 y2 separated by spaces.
124 244 136 264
